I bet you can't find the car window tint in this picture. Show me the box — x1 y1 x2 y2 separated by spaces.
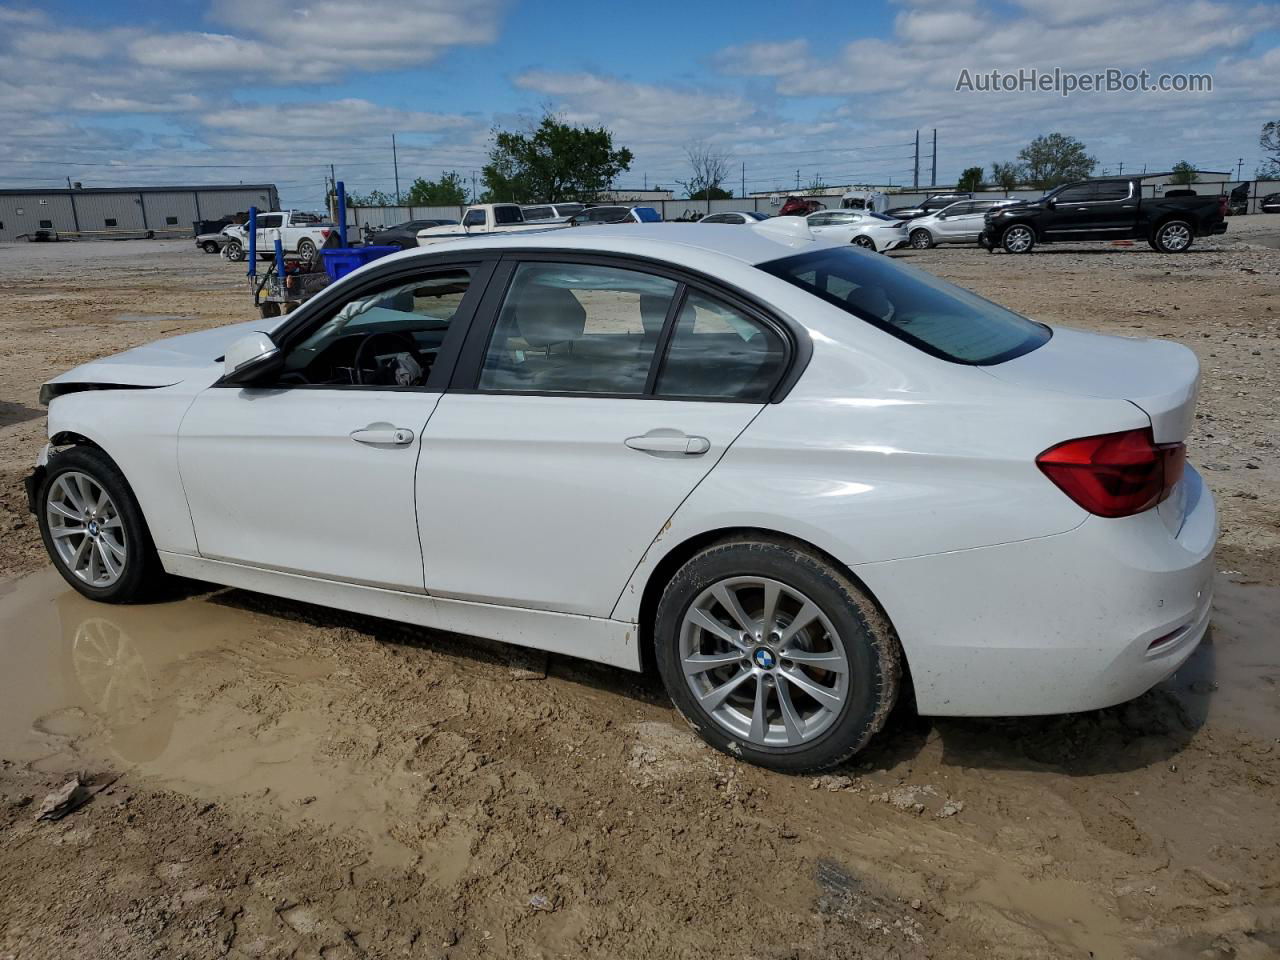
282 270 472 387
1093 181 1130 201
656 293 786 401
258 215 283 228
1055 184 1095 203
479 262 678 395
493 207 523 225
463 209 485 227
760 247 1050 365
523 206 553 220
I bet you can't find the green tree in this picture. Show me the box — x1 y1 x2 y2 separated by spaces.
481 112 633 203
688 185 733 200
957 166 985 192
405 171 468 206
1170 161 1200 185
677 142 733 200
1257 121 1280 178
347 189 394 206
990 160 1024 195
1016 133 1096 189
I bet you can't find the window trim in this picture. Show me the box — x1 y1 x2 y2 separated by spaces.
449 250 807 404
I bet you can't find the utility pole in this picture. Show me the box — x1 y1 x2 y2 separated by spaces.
471 170 478 205
795 169 800 191
913 130 919 190
931 128 937 188
329 164 336 221
1237 157 1244 180
742 162 746 199
391 134 401 205
1118 161 1124 175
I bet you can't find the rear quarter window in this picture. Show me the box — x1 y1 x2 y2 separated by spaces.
759 247 1050 365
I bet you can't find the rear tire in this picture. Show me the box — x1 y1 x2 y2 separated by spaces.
37 445 166 604
654 537 901 773
1153 219 1194 253
852 235 876 251
297 239 318 263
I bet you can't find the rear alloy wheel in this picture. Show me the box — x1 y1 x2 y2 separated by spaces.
1153 220 1194 253
1001 224 1035 253
655 538 901 772
38 446 163 603
853 235 877 251
297 239 318 263
909 228 934 249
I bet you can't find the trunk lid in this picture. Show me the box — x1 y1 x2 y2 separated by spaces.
983 325 1200 533
982 325 1199 443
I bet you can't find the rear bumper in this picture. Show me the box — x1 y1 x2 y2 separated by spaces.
1205 221 1228 236
855 465 1217 716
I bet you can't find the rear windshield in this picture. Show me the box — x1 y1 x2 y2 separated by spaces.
759 247 1050 365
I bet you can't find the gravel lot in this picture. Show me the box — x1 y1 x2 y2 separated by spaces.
1 223 1278 959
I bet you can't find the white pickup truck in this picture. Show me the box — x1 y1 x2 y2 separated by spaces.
415 204 566 246
224 211 338 263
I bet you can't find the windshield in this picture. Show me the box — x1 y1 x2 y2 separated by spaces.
759 247 1050 365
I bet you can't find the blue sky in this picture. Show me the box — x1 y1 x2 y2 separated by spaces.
2 0 1278 208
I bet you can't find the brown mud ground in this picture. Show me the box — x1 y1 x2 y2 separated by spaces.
1 227 1278 959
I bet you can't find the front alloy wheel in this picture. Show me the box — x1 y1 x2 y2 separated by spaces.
909 228 933 249
46 471 127 588
1001 224 1035 253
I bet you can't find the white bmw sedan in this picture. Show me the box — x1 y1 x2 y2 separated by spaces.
27 220 1215 772
805 209 910 252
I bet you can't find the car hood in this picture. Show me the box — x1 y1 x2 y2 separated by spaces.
43 321 262 391
982 325 1200 443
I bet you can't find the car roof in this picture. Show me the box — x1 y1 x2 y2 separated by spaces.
397 223 843 266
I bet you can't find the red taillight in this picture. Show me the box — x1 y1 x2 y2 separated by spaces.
1036 427 1184 519
1217 195 1228 217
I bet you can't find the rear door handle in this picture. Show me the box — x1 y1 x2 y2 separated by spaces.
350 423 415 446
625 433 711 455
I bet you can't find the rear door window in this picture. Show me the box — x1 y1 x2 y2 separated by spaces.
760 247 1049 365
655 293 787 400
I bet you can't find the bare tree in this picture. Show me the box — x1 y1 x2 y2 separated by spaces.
677 141 733 208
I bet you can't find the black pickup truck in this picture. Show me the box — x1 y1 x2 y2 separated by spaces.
979 178 1228 254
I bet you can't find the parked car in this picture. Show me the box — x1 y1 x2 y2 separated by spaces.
570 206 662 225
980 177 1229 253
367 219 458 250
416 204 563 245
699 211 770 225
522 203 586 222
1226 183 1251 216
883 192 973 221
779 196 826 216
224 211 338 263
1262 193 1280 214
905 198 1023 249
840 190 889 213
805 209 908 252
195 224 240 255
27 222 1215 773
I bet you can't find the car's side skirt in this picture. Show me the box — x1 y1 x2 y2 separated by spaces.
158 552 642 671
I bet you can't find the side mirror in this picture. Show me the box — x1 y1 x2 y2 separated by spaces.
222 331 281 384
1046 199 1057 209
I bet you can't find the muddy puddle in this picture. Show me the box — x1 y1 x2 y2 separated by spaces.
0 570 469 879
1 566 1277 934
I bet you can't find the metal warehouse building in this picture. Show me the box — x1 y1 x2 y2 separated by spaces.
0 184 279 242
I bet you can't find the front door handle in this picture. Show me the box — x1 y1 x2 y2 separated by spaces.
625 432 710 456
350 423 415 446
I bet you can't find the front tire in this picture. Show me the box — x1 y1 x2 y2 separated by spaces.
37 446 164 603
654 537 901 773
224 240 244 262
1153 219 1194 253
201 241 219 254
1001 224 1035 253
909 228 934 249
